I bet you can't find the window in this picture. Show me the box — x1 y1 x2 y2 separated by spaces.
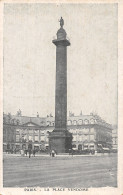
84 144 88 149
67 120 72 125
86 128 89 133
29 130 33 134
34 130 39 134
84 135 89 141
29 135 33 141
72 144 76 148
24 135 27 140
73 135 77 141
40 130 44 134
90 119 95 124
89 145 94 149
82 128 86 133
78 120 83 125
78 144 82 150
82 128 89 133
40 136 45 141
69 129 73 133
47 121 51 126
78 135 82 141
73 130 77 134
16 145 20 149
34 136 39 141
21 129 26 134
16 129 20 133
90 134 94 140
84 119 89 124
73 120 77 125
90 128 94 133
45 137 49 142
16 135 20 142
24 129 27 134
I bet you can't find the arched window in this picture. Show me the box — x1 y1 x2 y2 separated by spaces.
78 144 82 150
73 120 77 125
84 119 89 124
72 144 76 148
78 135 82 141
16 119 20 125
73 135 77 141
47 121 51 126
90 134 94 140
78 119 83 125
50 122 53 126
67 120 72 125
90 118 95 124
83 143 88 149
69 129 73 133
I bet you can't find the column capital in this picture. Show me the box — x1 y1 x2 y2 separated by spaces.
52 39 70 47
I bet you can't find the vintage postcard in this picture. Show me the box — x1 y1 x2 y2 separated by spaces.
0 0 123 195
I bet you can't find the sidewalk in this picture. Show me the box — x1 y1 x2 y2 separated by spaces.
3 152 113 157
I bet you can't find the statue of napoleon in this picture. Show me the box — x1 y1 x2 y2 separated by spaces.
59 17 64 28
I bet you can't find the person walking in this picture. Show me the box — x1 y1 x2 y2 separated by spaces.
20 149 24 157
51 150 55 157
25 149 28 156
28 148 31 158
28 143 32 158
33 149 36 157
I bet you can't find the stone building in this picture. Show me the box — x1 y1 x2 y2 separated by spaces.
3 112 113 152
112 125 118 150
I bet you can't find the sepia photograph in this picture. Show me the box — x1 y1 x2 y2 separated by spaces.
1 1 121 191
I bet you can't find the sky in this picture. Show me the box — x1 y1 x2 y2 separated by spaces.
3 3 118 125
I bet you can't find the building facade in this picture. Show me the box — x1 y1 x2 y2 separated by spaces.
112 125 118 150
3 113 113 152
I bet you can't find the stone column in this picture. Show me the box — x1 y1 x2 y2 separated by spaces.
49 18 72 153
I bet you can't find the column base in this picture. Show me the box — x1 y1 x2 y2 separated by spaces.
49 130 72 153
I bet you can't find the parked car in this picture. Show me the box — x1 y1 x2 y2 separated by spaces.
71 149 95 155
97 148 110 153
110 148 117 153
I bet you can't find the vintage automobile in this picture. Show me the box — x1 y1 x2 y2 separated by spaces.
70 149 95 155
97 147 111 153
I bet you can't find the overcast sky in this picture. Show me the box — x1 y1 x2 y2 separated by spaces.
3 3 118 125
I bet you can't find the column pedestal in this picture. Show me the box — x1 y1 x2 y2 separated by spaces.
49 130 72 153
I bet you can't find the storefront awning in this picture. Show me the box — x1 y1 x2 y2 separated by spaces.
45 144 49 146
102 148 109 150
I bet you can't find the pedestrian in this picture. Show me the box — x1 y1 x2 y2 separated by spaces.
20 149 24 157
33 149 36 157
28 143 32 158
71 149 74 157
51 150 55 157
28 148 31 158
14 148 16 154
25 149 27 156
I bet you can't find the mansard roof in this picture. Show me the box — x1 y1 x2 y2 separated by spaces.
3 113 112 129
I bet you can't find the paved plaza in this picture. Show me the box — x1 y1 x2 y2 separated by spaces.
3 154 117 188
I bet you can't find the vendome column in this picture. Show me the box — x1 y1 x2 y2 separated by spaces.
49 17 72 153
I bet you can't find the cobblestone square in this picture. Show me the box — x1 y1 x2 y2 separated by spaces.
3 154 117 188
